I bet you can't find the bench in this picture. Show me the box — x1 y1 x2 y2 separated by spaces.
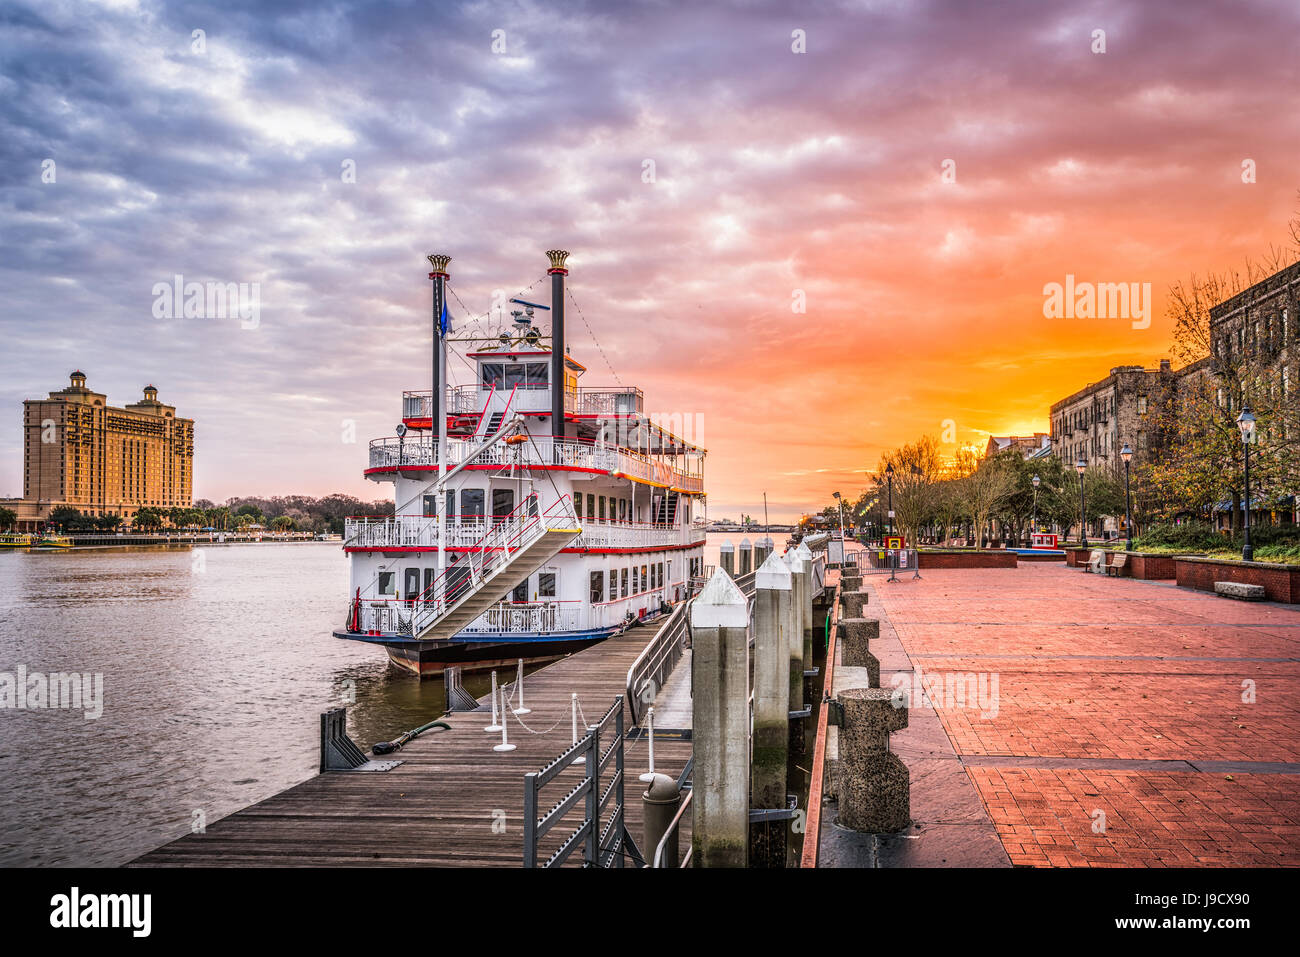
1105 553 1128 577
1214 581 1265 601
1085 549 1106 574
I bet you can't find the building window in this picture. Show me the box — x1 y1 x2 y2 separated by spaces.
1137 395 1147 415
539 572 556 598
590 570 605 603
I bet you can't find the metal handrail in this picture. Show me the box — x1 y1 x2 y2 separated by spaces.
652 787 693 868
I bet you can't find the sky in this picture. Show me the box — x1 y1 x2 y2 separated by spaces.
2 0 1298 522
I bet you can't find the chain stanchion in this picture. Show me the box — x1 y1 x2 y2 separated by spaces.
493 683 516 752
484 670 502 733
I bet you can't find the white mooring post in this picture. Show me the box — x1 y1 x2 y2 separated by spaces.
753 553 793 812
484 670 502 733
639 706 657 783
719 539 735 578
794 542 815 669
512 658 531 715
785 549 806 715
493 683 516 752
690 567 749 867
738 537 752 576
571 693 584 766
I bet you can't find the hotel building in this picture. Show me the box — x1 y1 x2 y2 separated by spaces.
2 372 194 530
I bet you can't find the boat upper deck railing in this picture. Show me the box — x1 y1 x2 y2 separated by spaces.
402 385 645 420
344 515 707 550
367 434 704 493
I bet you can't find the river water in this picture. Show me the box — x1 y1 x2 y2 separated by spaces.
0 532 791 866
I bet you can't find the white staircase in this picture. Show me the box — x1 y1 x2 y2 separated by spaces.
409 494 580 642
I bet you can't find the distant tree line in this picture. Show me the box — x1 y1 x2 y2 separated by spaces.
36 494 393 534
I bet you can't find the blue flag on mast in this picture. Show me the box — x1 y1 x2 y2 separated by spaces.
439 298 449 338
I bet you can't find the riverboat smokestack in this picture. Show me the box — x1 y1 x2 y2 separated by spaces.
547 249 570 439
427 253 452 434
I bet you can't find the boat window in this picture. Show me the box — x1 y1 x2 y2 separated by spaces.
379 572 395 595
492 488 514 521
620 568 628 597
641 565 649 592
590 570 604 603
619 499 628 522
423 568 435 598
658 562 665 588
502 363 527 390
480 363 504 389
539 572 556 597
404 567 420 602
512 580 529 603
524 362 549 389
461 488 485 521
423 494 438 518
587 494 595 521
599 497 606 522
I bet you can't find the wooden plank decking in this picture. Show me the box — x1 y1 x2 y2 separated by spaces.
130 624 691 867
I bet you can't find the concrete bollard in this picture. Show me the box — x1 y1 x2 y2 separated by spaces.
794 542 814 673
752 552 792 867
691 567 750 867
754 535 773 566
738 537 752 576
839 617 880 688
752 554 792 807
840 588 868 618
837 688 909 832
841 570 863 592
785 549 807 716
720 539 735 578
643 772 681 867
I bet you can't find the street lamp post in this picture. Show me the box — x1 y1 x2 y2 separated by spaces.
885 462 896 575
1238 407 1256 561
832 491 846 563
1076 457 1088 547
1120 443 1134 552
1031 474 1040 543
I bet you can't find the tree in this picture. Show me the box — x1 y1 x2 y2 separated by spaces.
271 515 295 532
0 506 15 531
878 435 944 547
955 450 1017 548
133 507 163 530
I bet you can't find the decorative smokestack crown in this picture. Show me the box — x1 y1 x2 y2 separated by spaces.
426 253 451 278
546 249 570 274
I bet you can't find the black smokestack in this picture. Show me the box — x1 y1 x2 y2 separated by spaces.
547 250 570 445
427 254 451 437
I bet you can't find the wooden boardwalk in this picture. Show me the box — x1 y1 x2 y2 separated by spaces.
131 624 691 867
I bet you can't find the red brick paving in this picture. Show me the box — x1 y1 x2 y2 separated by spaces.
874 564 1300 867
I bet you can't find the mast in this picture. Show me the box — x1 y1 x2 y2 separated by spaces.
428 253 452 594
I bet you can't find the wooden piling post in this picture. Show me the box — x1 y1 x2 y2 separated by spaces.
794 542 815 679
691 567 750 867
719 539 735 578
738 537 752 576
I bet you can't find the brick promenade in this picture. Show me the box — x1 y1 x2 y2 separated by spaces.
873 564 1300 867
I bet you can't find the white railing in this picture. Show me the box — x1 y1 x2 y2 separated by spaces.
345 516 705 552
402 386 644 420
344 516 492 549
354 590 676 638
367 435 704 493
571 522 705 550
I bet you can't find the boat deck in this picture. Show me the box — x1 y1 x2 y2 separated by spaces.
129 623 691 868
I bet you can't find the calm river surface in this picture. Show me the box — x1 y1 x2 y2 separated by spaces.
0 532 791 866
0 542 476 867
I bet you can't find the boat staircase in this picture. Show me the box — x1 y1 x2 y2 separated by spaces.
409 493 580 642
474 385 517 440
653 491 679 524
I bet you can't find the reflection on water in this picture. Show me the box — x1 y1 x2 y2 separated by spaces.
0 543 495 867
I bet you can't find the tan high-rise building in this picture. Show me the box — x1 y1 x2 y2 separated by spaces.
3 372 194 529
